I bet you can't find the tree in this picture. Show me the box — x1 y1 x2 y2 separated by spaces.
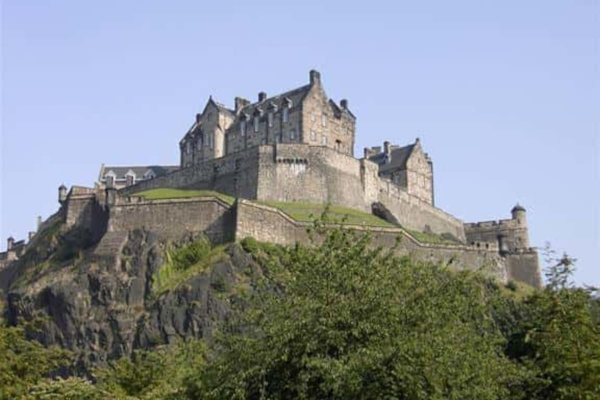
200 224 523 399
508 249 600 399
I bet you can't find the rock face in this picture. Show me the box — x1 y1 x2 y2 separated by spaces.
4 225 258 372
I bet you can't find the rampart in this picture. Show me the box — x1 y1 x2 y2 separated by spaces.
118 143 467 240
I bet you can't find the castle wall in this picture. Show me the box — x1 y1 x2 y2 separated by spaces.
120 147 262 200
256 144 369 212
377 179 466 241
235 199 507 281
505 251 542 288
465 219 529 252
65 187 97 229
107 197 235 243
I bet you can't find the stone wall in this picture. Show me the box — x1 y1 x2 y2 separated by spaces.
376 179 466 241
120 146 261 200
256 144 369 212
234 199 508 281
465 218 529 252
108 196 235 243
505 250 542 288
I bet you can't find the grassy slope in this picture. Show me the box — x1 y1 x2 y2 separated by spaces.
257 200 395 228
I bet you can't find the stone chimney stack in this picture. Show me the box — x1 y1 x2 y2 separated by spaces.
340 99 348 110
28 232 35 241
196 113 202 123
309 70 321 86
258 92 267 102
7 237 14 251
37 216 42 231
235 97 250 114
58 184 67 204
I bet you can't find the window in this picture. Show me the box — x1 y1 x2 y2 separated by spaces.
335 139 342 151
321 136 328 145
268 112 274 128
240 120 246 137
197 137 203 150
186 142 191 154
283 108 289 123
290 129 296 140
310 131 316 141
254 116 259 133
321 114 327 127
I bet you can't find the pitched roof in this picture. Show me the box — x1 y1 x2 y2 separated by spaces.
368 144 416 172
237 84 312 118
98 165 179 181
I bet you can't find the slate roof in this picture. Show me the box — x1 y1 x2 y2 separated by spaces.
237 84 312 118
98 165 179 182
368 144 416 173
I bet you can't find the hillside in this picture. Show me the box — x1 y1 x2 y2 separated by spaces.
1 217 598 399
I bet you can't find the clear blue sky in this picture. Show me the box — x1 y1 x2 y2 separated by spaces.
1 1 598 286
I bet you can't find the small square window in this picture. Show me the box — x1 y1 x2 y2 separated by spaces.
310 131 316 141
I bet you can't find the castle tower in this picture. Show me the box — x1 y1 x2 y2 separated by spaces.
7 236 14 251
511 204 529 249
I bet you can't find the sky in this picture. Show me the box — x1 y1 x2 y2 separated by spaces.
1 1 598 286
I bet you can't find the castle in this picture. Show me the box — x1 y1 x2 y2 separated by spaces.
0 71 541 288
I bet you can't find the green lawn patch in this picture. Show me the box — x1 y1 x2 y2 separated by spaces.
257 201 395 228
153 237 227 297
133 188 235 205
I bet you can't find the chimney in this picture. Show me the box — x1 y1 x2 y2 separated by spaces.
340 99 348 110
37 216 42 231
28 232 35 241
235 97 250 114
363 147 370 158
384 141 391 155
7 237 14 251
309 70 321 85
258 92 267 102
196 113 202 123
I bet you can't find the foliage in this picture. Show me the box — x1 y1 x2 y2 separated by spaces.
258 200 394 227
94 341 207 400
133 189 235 205
507 248 600 399
153 237 227 296
0 324 71 399
200 225 524 399
24 377 105 400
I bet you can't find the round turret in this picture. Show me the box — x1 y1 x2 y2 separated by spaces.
58 184 67 204
511 203 527 225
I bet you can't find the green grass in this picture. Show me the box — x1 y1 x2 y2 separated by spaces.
133 188 235 205
257 201 395 228
406 229 462 245
152 237 227 297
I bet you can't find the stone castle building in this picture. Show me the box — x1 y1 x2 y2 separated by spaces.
1 71 541 288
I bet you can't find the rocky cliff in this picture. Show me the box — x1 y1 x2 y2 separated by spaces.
3 216 260 372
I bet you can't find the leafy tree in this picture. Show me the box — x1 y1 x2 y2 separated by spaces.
0 324 70 399
94 340 207 400
508 249 600 399
199 224 524 399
